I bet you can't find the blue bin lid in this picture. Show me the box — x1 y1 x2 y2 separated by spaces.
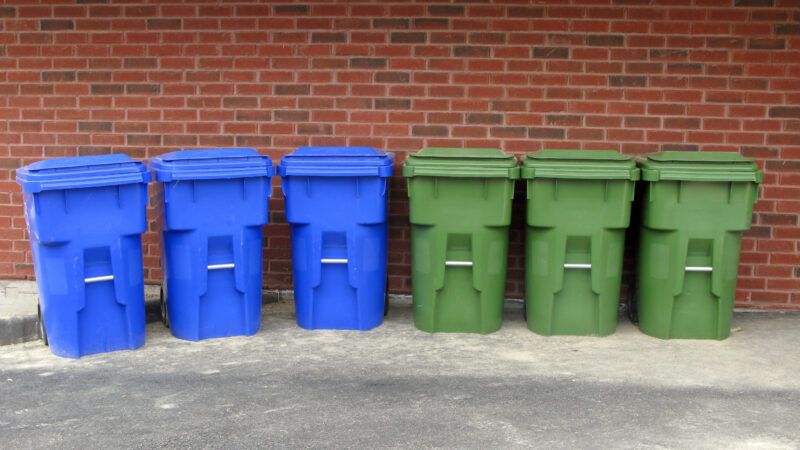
278 146 394 177
148 148 274 182
16 154 151 193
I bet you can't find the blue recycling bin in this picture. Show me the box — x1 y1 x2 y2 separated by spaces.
278 147 393 330
16 154 151 358
149 149 274 341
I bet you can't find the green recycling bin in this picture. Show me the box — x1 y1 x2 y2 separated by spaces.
403 148 519 334
522 150 639 336
636 152 762 340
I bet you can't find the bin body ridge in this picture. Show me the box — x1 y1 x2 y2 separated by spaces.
280 146 393 330
150 148 273 341
636 151 761 340
17 154 150 358
404 147 519 334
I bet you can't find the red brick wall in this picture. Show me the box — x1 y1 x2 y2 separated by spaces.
1 1 798 310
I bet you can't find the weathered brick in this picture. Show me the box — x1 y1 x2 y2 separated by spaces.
223 97 258 108
235 111 271 121
429 5 464 15
664 118 701 129
374 98 411 110
298 123 332 135
126 134 161 145
650 49 687 59
391 32 426 44
42 71 76 82
311 32 346 43
275 84 310 95
734 0 773 5
748 38 785 50
454 46 490 58
508 6 544 18
586 35 624 47
373 18 409 29
375 72 410 83
123 58 157 69
466 113 503 125
41 20 74 31
769 107 800 118
350 58 386 69
412 125 449 137
609 76 646 87
533 47 569 59
546 115 582 126
125 84 161 94
274 4 309 15
273 110 310 122
78 121 112 132
775 24 800 35
147 19 181 30
660 144 698 152
414 18 448 29
470 33 506 45
236 135 272 147
90 84 124 95
528 127 565 139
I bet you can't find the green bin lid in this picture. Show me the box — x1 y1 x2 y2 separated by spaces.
639 151 762 183
521 150 639 180
402 148 520 179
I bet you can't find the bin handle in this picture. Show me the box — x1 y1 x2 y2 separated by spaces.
84 275 114 284
208 263 235 270
564 263 591 269
685 266 712 272
321 258 348 264
445 261 472 267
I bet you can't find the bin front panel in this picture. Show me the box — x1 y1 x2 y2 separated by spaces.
636 152 761 340
24 182 148 358
637 180 758 340
150 149 273 342
158 175 271 341
406 176 516 334
524 178 635 336
283 172 390 331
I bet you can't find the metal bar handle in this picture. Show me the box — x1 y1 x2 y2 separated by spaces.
445 261 473 267
685 266 712 272
84 275 114 284
564 263 592 269
208 263 235 270
321 258 348 264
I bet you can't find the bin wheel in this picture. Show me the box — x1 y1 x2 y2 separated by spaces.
384 274 390 317
522 300 527 323
160 286 170 329
626 279 639 325
37 301 48 347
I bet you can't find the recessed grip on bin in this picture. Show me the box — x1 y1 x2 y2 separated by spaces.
311 231 358 290
671 238 723 300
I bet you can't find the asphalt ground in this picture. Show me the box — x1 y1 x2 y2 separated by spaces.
2 299 799 449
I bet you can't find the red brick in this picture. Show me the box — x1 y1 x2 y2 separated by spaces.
0 2 795 309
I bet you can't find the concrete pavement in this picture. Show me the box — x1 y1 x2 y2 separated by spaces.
2 298 800 449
